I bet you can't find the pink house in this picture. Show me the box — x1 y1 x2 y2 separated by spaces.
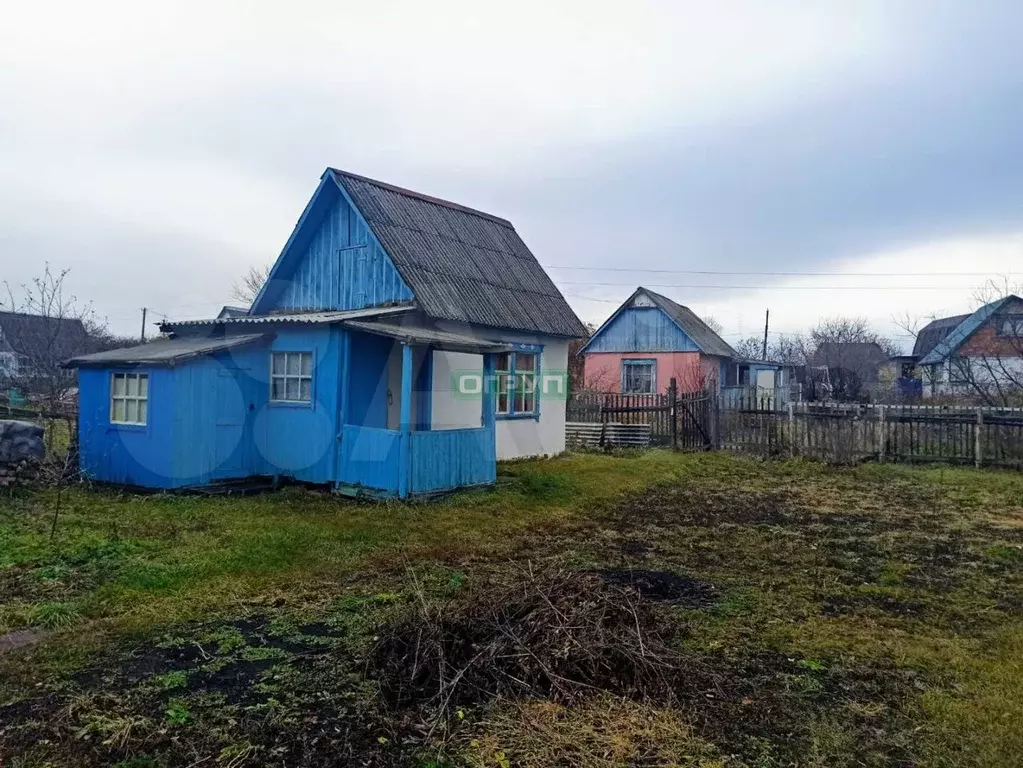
577 288 737 394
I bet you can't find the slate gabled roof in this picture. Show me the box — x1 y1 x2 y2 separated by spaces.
0 311 92 363
578 287 737 358
330 169 587 339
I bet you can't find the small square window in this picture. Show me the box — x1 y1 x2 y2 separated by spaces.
270 351 313 403
110 372 148 425
622 360 656 394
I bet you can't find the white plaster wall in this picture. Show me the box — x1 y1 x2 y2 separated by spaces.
431 350 484 430
428 327 571 460
924 357 1023 397
496 338 568 460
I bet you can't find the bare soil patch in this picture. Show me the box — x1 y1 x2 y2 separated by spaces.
597 568 720 607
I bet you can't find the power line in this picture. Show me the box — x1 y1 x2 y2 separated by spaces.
558 281 978 290
543 264 1019 277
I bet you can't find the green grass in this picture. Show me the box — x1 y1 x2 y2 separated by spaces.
0 451 686 637
1 451 1022 767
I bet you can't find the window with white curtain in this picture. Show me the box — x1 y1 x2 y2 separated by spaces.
110 372 148 425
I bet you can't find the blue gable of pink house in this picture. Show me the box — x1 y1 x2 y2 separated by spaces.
67 168 584 496
580 306 702 354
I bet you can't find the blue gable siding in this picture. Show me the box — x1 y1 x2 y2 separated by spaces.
254 180 413 313
584 307 700 353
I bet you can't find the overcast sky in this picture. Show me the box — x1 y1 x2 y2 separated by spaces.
2 1 1022 350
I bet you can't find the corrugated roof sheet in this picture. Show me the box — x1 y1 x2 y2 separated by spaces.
64 334 269 368
161 306 413 330
641 289 737 358
342 320 512 354
330 169 587 339
912 314 969 358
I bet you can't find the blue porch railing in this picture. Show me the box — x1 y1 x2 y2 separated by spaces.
409 426 496 494
337 424 496 496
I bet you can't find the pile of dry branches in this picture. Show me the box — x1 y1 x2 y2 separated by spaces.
370 567 686 714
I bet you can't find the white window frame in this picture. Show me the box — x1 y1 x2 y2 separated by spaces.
270 351 314 404
110 372 149 426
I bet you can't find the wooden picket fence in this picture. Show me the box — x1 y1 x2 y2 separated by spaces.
566 382 713 451
568 387 1023 469
719 402 1023 468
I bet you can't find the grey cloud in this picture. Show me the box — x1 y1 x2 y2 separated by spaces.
454 3 1023 285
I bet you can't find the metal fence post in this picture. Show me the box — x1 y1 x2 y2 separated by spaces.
975 408 983 468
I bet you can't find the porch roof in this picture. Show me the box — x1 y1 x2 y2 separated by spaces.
159 305 414 330
343 320 512 354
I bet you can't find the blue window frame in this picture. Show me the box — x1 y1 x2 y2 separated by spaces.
495 348 541 419
621 359 656 394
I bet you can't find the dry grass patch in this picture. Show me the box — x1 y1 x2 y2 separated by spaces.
461 696 722 768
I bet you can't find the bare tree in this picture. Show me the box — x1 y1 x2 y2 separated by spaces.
582 365 620 392
1 265 104 412
231 263 272 305
807 317 899 402
732 336 763 360
733 333 809 365
702 315 724 335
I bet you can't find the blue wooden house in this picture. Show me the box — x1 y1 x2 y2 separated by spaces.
66 169 586 496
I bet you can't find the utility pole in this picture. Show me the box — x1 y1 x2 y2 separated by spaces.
140 307 148 343
762 308 769 360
